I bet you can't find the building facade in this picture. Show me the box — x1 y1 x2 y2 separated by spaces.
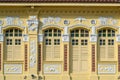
0 0 120 80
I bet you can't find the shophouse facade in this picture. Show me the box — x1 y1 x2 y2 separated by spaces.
0 0 120 80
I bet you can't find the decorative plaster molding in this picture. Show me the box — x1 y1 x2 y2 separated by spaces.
116 34 120 42
27 16 39 31
44 64 61 74
42 17 61 25
62 34 69 42
38 34 44 42
90 34 97 42
4 64 22 74
74 17 86 24
0 34 4 42
30 40 36 68
99 17 117 25
98 64 116 74
23 34 29 42
0 20 3 26
5 17 23 27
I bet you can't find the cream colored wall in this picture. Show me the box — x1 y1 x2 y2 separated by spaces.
0 5 119 80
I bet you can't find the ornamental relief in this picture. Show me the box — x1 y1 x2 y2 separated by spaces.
27 16 39 31
30 40 37 68
4 64 22 74
5 17 24 27
98 64 116 74
44 64 61 74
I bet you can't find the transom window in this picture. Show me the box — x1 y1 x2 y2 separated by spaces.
71 29 89 37
98 29 115 37
45 29 61 37
5 29 22 45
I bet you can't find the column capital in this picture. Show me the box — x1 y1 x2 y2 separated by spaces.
38 34 44 42
23 34 29 42
62 34 69 42
90 34 97 42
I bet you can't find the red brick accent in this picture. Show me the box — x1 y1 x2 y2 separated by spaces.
118 45 120 72
92 45 95 72
38 44 41 71
64 45 67 71
24 44 28 71
0 44 1 71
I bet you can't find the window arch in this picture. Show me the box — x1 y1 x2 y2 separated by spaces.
98 28 116 61
43 28 62 60
70 28 89 73
4 28 23 61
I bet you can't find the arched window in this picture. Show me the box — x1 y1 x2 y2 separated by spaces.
44 28 62 60
5 28 23 61
70 28 89 72
98 28 115 61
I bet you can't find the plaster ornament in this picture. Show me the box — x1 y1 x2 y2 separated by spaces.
0 20 3 25
116 34 120 42
64 26 68 34
62 34 69 42
23 34 29 42
91 26 96 34
38 34 44 42
27 16 39 31
30 40 36 68
4 64 22 74
44 64 61 74
42 17 61 25
5 17 23 26
0 26 2 33
99 17 108 25
98 64 116 74
0 34 4 42
64 20 70 25
91 20 96 25
90 34 97 42
112 19 117 25
75 17 86 24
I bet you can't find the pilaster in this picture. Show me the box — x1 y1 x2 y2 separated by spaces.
62 26 70 80
90 26 98 80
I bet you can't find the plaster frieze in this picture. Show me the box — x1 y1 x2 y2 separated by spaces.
41 17 61 25
99 17 117 25
44 64 61 74
4 64 22 74
98 64 116 74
